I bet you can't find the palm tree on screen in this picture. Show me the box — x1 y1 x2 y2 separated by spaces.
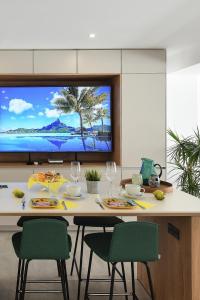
83 110 96 132
95 107 109 133
54 87 107 136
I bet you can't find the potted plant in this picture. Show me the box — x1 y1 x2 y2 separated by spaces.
168 128 200 197
85 169 101 194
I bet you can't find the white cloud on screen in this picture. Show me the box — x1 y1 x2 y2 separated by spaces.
27 115 35 119
44 108 60 118
94 104 103 109
9 99 33 114
1 105 7 110
38 112 44 116
50 92 64 106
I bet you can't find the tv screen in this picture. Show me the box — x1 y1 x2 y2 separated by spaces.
0 86 112 152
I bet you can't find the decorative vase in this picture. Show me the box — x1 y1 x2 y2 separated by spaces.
87 181 99 194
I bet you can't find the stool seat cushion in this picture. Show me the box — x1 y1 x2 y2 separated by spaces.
84 232 112 262
73 216 123 227
12 232 72 259
17 216 69 228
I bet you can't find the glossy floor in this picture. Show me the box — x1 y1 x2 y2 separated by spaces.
0 230 150 300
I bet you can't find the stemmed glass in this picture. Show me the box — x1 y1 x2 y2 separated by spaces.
105 161 117 198
70 161 81 183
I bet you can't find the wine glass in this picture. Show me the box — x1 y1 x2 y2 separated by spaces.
70 161 81 183
105 161 117 198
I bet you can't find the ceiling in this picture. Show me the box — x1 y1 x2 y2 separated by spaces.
0 0 200 72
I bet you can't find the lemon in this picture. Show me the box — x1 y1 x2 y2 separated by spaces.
153 190 165 201
12 189 25 198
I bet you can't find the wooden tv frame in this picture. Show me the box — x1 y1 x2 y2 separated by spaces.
0 74 121 165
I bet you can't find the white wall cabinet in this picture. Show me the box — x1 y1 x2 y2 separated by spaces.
78 50 121 73
0 51 33 73
0 49 166 226
34 50 77 73
121 74 166 168
122 50 166 74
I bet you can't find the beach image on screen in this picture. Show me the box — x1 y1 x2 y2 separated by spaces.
0 86 112 152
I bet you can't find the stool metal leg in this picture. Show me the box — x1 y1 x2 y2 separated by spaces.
15 259 22 300
57 260 61 277
20 260 30 300
60 260 68 300
18 260 25 300
144 262 155 300
62 260 70 300
70 225 80 276
19 259 25 294
103 226 111 276
131 262 136 300
109 263 116 300
121 263 128 300
77 226 85 300
84 250 93 300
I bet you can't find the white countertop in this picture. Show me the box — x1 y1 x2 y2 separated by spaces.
0 182 200 217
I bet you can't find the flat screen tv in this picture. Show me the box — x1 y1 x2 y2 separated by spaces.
0 86 112 152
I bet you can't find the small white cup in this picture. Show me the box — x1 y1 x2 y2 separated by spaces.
125 184 145 197
66 184 81 197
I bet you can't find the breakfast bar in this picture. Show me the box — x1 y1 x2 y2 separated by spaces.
0 183 200 300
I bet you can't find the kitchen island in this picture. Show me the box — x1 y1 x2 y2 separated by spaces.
0 182 200 300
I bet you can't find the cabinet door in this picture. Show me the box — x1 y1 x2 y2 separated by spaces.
34 50 77 73
122 74 166 168
0 50 33 73
78 50 121 73
122 50 166 74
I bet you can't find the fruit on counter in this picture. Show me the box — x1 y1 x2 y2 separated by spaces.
153 190 165 200
12 189 25 198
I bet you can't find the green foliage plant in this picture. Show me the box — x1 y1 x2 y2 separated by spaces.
168 128 200 197
85 169 101 181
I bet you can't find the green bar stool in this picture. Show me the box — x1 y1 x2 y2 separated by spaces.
84 221 159 300
17 216 69 278
12 219 71 300
71 216 124 300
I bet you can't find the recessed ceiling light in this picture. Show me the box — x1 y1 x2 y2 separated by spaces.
89 33 96 39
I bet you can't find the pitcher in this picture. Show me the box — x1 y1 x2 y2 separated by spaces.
140 158 162 185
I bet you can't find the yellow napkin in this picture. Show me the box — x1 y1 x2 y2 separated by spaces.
134 200 156 209
28 176 69 193
56 200 79 209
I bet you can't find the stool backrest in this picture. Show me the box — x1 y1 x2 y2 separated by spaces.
19 219 70 259
109 221 159 262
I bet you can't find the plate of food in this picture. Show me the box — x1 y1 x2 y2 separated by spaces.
31 198 59 208
28 171 69 192
103 198 137 209
33 171 62 183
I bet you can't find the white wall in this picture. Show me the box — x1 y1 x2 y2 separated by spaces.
167 64 200 183
167 73 199 136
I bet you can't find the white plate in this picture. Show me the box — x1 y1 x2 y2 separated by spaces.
63 193 84 200
123 192 143 198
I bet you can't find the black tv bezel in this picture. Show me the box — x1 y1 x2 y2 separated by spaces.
0 83 113 154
